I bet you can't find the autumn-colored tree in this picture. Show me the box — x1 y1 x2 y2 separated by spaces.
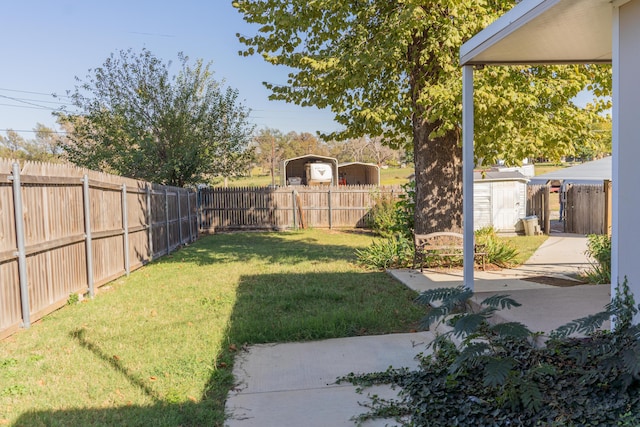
234 1 610 233
0 125 64 162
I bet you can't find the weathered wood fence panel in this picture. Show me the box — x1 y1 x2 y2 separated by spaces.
199 185 403 232
566 183 606 235
526 184 551 234
0 159 197 340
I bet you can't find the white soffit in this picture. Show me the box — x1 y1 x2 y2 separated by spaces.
460 0 613 65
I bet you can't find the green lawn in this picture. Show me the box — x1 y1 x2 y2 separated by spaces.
0 230 425 427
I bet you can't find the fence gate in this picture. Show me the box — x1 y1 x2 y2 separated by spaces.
526 184 550 234
565 184 606 235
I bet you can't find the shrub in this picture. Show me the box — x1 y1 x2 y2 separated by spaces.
340 280 640 426
365 181 415 239
365 194 398 238
355 234 414 270
583 233 611 284
475 226 518 267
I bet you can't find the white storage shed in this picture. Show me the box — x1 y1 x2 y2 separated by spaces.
474 171 528 232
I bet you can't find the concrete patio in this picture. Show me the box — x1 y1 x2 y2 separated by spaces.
225 233 611 426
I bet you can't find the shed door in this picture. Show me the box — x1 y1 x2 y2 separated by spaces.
492 182 521 232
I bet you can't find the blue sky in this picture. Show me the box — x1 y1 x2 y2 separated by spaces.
1 1 598 140
0 1 341 137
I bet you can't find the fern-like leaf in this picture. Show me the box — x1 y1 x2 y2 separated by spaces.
489 322 533 339
449 341 491 373
482 357 515 387
519 380 543 412
418 305 451 330
621 345 640 378
452 313 487 338
481 294 522 310
414 286 471 307
551 310 612 339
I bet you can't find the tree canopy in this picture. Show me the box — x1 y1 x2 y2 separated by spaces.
0 125 64 162
58 49 254 187
234 1 611 233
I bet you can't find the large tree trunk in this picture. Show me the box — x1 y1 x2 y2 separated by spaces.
412 120 463 234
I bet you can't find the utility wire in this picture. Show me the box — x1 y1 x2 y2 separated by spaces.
0 128 67 134
0 94 57 110
0 87 71 99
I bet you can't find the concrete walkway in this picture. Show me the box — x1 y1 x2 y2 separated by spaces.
225 233 611 426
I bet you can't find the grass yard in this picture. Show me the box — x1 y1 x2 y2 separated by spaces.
501 234 549 265
0 230 425 427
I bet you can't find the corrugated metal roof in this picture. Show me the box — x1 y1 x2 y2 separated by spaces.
534 156 611 181
460 0 613 65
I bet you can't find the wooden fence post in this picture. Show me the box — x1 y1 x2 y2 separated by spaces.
82 174 95 298
543 185 551 235
122 184 130 276
292 190 297 230
10 163 30 328
604 179 612 236
328 188 332 229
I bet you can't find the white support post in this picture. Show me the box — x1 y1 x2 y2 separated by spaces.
611 5 620 307
462 65 475 292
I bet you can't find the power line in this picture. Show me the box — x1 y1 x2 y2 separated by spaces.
0 87 71 99
0 94 57 111
0 128 67 134
0 102 53 111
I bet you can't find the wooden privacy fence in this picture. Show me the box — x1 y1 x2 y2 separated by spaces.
199 185 404 232
526 184 551 234
0 159 197 339
565 182 611 235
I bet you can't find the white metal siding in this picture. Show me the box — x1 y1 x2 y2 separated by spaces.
474 180 527 232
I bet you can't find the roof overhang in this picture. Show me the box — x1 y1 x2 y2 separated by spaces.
460 0 614 66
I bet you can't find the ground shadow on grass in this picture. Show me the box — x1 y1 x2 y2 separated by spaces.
13 233 422 427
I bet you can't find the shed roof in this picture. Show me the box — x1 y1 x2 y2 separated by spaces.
284 154 337 163
460 0 613 66
474 170 529 182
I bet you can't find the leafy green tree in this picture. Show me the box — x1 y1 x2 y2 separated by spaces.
234 1 610 233
284 131 329 157
58 48 254 187
327 136 401 165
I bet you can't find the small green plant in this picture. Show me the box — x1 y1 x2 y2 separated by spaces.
365 193 398 238
355 234 414 269
475 226 518 267
340 279 640 426
366 181 415 239
67 293 80 305
583 233 611 284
